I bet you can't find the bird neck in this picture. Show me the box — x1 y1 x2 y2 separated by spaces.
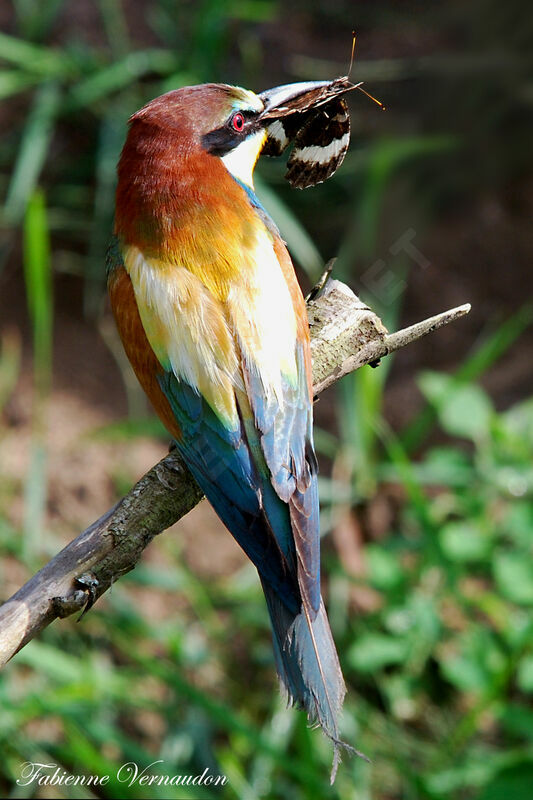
114 126 268 291
115 131 255 253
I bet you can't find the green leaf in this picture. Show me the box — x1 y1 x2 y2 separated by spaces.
440 521 491 563
440 652 487 692
418 370 453 405
439 385 493 439
440 630 505 692
499 704 533 739
419 372 493 440
493 553 533 606
404 308 532 452
517 655 533 693
347 633 408 672
504 502 533 546
477 761 533 800
419 446 474 486
366 545 404 590
502 397 533 444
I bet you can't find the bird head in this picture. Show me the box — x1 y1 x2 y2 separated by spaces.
123 78 358 192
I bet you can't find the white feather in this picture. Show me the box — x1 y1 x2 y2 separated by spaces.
221 130 266 188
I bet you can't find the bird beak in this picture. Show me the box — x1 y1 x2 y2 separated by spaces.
258 78 360 120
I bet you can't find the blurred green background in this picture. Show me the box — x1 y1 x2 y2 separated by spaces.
1 1 532 798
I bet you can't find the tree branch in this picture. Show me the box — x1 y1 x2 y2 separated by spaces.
0 279 470 667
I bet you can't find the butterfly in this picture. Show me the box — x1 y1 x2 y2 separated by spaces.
260 77 356 189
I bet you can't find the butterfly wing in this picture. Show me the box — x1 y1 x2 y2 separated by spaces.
262 97 351 188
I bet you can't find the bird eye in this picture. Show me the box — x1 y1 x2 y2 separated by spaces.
232 112 245 132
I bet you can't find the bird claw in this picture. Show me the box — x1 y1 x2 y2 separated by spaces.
52 590 89 618
52 572 99 621
74 572 99 621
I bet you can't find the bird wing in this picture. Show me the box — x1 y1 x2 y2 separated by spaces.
109 231 321 615
237 234 321 616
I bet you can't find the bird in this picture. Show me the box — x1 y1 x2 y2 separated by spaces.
107 77 360 780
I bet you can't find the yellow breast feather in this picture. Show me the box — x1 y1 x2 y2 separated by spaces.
124 245 241 425
123 224 299 425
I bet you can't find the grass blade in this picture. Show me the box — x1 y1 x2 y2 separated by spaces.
4 82 60 225
22 188 52 558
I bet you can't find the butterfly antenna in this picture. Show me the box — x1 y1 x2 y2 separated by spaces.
347 30 357 79
357 84 386 111
347 31 386 109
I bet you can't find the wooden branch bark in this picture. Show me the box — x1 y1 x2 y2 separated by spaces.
0 279 470 667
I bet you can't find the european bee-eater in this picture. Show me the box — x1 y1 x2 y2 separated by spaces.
108 78 358 777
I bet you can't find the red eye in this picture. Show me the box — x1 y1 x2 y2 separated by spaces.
232 112 245 132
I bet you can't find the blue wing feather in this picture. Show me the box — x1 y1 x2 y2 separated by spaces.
158 371 300 613
243 343 321 614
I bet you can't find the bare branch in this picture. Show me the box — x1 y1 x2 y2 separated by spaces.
0 279 470 667
310 285 471 395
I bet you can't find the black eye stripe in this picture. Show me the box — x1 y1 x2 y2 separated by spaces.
202 112 259 157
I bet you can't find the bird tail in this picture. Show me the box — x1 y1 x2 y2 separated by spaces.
261 578 361 782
